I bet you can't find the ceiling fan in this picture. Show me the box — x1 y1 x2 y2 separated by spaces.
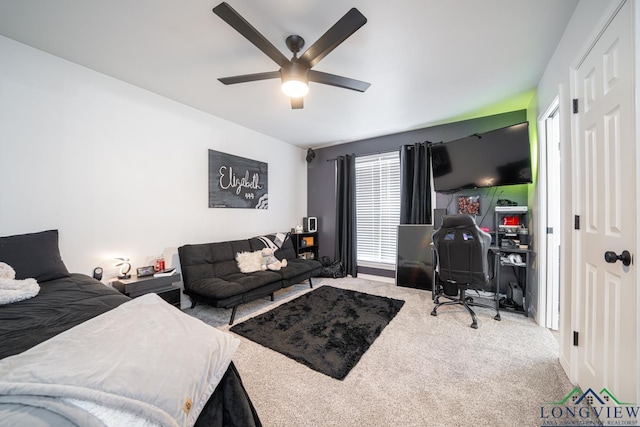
213 2 371 109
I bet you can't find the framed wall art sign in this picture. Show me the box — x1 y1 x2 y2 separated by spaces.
208 149 268 209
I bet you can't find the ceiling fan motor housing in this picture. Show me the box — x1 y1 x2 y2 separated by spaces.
281 62 309 84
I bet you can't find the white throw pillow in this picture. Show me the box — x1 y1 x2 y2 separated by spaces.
236 250 263 273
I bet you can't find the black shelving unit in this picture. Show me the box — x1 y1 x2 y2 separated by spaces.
291 232 318 261
493 206 530 314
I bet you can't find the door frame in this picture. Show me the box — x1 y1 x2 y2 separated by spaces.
536 97 561 331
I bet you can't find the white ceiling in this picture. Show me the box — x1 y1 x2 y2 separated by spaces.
0 0 578 147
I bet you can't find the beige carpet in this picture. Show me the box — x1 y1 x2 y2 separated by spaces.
189 277 575 427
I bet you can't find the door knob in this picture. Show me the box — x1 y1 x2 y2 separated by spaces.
604 250 632 266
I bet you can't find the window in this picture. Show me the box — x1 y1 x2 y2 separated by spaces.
355 151 401 268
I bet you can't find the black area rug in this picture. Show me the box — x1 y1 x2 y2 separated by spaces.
230 285 404 380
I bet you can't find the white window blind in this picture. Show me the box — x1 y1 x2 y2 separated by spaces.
355 151 401 267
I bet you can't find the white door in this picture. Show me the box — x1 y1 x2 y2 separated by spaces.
573 0 636 404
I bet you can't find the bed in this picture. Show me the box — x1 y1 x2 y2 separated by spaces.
0 230 262 427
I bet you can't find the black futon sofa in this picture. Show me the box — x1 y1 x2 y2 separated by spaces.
178 233 322 324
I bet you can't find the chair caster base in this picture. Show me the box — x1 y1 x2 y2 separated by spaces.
431 309 438 316
471 322 478 329
494 313 501 321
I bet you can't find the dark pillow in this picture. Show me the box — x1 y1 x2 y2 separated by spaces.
0 229 71 282
275 233 295 261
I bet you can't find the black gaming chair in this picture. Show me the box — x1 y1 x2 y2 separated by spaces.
431 214 500 328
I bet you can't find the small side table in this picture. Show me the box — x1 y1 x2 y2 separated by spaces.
112 274 182 308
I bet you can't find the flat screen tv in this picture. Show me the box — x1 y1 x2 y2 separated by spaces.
430 122 532 193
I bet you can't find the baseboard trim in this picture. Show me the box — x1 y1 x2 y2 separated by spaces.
358 273 395 284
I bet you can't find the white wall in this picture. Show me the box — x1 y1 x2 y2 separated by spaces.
537 1 612 110
534 0 615 380
0 36 308 282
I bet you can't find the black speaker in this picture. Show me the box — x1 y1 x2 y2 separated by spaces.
306 148 316 163
92 267 103 281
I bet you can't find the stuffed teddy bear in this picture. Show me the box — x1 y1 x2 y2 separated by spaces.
261 248 288 271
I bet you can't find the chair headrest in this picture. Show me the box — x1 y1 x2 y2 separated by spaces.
441 214 478 228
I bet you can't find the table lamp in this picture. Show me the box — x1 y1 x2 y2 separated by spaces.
115 257 131 279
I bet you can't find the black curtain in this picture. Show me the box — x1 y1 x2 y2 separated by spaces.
335 154 357 277
400 142 433 224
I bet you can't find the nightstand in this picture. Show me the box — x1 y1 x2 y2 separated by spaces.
112 274 182 308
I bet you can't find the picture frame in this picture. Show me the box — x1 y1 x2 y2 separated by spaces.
458 195 481 215
208 149 268 209
136 265 155 278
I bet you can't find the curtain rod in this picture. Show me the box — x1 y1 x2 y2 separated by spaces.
325 142 432 162
325 149 394 162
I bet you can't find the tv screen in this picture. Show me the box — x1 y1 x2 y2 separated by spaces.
430 122 532 193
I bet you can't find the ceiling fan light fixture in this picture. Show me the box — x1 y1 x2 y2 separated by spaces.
281 79 309 98
281 62 309 98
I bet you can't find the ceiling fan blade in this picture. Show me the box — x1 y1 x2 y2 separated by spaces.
213 2 289 67
298 8 367 69
308 70 370 92
218 71 281 85
291 97 304 109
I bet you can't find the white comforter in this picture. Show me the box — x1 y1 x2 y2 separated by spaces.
0 293 239 427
